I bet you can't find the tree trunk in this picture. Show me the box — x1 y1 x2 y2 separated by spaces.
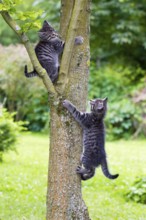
46 0 91 219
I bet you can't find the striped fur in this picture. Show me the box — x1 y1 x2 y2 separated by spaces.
24 20 64 82
63 98 119 181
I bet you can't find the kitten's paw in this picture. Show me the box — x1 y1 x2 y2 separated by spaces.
62 100 70 108
76 166 82 174
75 36 84 45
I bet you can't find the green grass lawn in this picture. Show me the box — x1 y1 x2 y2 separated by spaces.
83 140 146 220
0 133 146 220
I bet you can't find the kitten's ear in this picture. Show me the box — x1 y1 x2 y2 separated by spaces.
90 99 95 104
40 20 55 33
103 97 108 102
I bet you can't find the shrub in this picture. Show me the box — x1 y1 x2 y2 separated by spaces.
126 177 146 204
0 108 25 161
89 61 145 102
105 99 140 140
24 90 49 131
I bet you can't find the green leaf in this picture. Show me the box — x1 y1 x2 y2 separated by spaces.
0 3 11 11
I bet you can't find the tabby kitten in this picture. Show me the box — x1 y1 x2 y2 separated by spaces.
63 98 119 181
25 21 83 82
25 20 65 82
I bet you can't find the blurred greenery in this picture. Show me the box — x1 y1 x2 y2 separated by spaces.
126 177 146 204
0 44 49 131
0 133 146 220
91 0 146 65
0 0 60 44
0 0 146 138
89 61 146 139
0 108 25 161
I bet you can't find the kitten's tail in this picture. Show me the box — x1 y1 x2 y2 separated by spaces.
24 65 38 78
101 158 119 180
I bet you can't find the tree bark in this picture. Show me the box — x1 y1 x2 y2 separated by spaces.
46 0 91 219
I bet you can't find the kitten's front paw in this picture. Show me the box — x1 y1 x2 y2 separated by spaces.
62 100 71 108
75 36 84 45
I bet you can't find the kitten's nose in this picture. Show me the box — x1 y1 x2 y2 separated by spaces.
98 106 103 112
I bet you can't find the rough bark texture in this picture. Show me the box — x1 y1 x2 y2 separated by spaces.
46 0 91 219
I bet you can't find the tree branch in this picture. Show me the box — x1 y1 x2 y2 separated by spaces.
56 0 85 94
60 0 74 38
0 11 57 98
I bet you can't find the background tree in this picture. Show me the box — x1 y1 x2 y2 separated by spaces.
0 0 91 219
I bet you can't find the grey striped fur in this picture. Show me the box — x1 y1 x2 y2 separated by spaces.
25 20 64 82
63 98 119 181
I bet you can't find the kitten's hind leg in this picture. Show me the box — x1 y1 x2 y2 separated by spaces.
24 65 38 78
76 166 86 174
76 166 95 181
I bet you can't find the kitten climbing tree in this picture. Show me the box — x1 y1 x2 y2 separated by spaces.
0 0 91 219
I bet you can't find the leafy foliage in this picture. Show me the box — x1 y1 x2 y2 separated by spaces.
89 60 145 100
106 100 139 140
89 61 146 139
126 177 146 204
0 0 43 32
89 0 146 139
0 0 60 45
0 108 25 161
0 0 22 12
24 91 49 132
91 0 146 67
